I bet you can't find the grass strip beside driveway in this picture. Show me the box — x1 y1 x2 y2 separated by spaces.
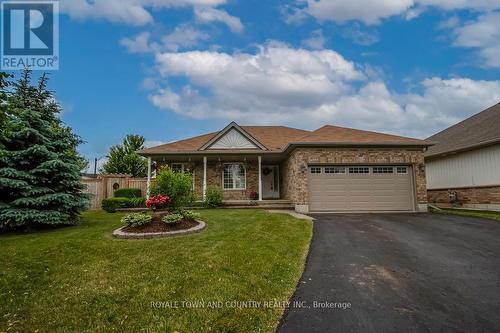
435 208 500 222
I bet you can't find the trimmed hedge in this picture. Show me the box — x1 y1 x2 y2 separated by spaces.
114 188 142 198
129 197 146 207
102 198 131 213
102 197 146 213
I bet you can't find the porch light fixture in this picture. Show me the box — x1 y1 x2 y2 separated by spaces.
300 164 307 174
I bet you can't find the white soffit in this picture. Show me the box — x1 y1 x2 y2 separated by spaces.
209 128 259 149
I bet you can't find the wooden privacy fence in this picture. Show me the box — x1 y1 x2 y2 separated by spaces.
82 174 148 209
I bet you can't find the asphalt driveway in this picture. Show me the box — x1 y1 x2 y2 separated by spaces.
278 213 500 333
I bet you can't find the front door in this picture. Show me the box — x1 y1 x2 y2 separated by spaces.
262 165 280 199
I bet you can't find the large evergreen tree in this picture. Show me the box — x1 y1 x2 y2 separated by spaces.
0 73 13 137
102 134 147 177
0 70 89 230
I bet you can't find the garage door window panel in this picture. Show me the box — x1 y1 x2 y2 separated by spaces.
349 167 370 174
310 167 322 174
373 166 394 174
397 166 408 174
325 166 346 174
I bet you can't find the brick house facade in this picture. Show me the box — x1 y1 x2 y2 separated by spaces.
139 122 431 213
280 148 427 212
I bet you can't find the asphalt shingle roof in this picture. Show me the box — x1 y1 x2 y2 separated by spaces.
425 103 500 157
139 123 430 155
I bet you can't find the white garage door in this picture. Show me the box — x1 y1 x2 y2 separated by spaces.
308 165 415 212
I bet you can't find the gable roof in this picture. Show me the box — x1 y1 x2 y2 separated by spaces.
138 123 430 155
425 103 500 158
199 122 267 150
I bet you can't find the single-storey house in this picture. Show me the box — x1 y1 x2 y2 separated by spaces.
426 103 500 211
138 122 431 213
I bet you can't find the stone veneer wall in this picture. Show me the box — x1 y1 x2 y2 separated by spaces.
192 160 259 200
281 147 428 212
428 186 500 211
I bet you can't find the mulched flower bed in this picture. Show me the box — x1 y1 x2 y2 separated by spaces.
122 212 199 234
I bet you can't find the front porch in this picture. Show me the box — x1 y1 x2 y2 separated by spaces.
145 155 286 202
222 199 293 209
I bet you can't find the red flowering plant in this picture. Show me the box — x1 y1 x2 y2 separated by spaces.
146 195 170 210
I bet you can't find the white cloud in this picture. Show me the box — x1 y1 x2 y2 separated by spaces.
120 25 209 54
302 29 326 49
401 78 500 136
144 140 168 148
61 0 153 26
141 77 159 90
61 0 228 25
417 0 500 11
452 12 500 68
162 25 210 51
341 23 379 46
148 44 500 138
297 0 500 25
194 7 244 32
281 4 309 25
120 32 156 53
437 16 460 30
405 6 425 20
304 0 414 25
154 44 364 107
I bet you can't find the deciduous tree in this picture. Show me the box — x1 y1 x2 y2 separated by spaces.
102 134 147 177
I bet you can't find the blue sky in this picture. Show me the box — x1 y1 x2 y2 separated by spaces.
41 0 500 168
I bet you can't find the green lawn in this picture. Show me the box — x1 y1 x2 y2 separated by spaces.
0 209 312 333
436 208 500 221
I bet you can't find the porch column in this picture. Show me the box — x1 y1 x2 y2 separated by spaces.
258 156 262 201
146 157 152 199
203 156 207 201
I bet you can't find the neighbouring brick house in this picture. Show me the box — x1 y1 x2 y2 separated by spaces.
426 103 500 211
138 122 431 213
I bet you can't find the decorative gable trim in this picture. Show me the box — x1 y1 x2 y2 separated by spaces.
209 128 258 149
199 122 267 151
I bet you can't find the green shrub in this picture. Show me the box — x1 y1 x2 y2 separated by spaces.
189 201 205 208
176 209 200 221
162 213 183 224
129 197 146 207
102 197 146 213
121 213 151 227
114 188 142 198
102 198 133 213
204 186 223 208
149 167 194 209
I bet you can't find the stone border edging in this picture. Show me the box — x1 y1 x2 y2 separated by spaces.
112 220 206 239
